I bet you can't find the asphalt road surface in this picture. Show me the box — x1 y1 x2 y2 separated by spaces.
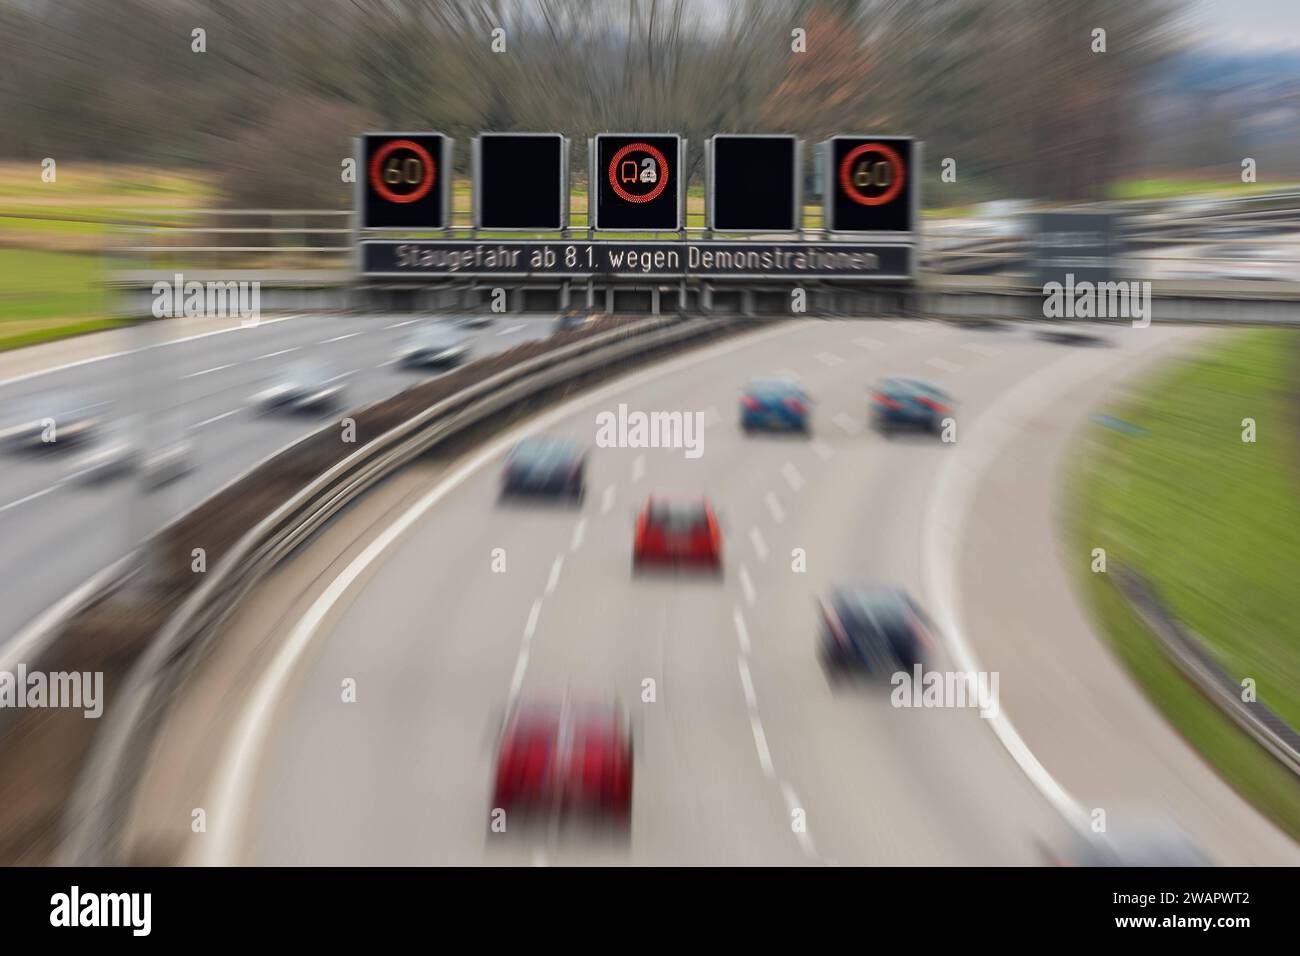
173 316 1298 866
0 313 552 641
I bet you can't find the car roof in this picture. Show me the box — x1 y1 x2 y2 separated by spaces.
830 584 910 620
507 697 623 728
645 493 710 509
411 322 463 339
744 379 804 397
510 435 582 461
878 377 946 398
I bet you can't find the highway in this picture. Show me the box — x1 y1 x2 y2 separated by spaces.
125 315 1300 866
0 313 552 641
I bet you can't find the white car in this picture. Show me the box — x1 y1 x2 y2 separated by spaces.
69 420 195 488
397 324 471 368
0 395 105 451
253 361 347 413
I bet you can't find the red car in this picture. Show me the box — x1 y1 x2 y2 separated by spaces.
632 496 723 570
492 700 633 823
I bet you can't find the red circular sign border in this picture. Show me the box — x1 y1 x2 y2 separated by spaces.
607 142 670 204
839 142 905 208
369 139 436 205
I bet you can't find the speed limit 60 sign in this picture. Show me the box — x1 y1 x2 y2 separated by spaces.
823 136 916 233
360 132 453 230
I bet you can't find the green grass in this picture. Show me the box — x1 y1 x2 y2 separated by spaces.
1108 177 1300 201
0 318 131 352
1071 328 1300 838
0 249 112 350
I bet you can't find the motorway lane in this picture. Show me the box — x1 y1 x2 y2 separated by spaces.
0 314 552 641
222 317 1260 866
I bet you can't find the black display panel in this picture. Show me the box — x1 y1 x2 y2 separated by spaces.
709 135 799 232
360 133 450 230
825 136 915 233
475 134 566 231
593 134 682 231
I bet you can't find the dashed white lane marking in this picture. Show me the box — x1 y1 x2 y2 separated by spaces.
322 332 361 344
570 518 587 552
853 335 884 350
510 597 544 703
601 485 616 515
200 319 810 865
764 491 785 524
781 461 804 491
748 526 769 562
780 781 819 859
196 408 240 428
737 657 775 778
814 352 843 367
508 648 530 701
774 368 801 383
376 358 399 368
184 363 235 379
545 556 564 595
832 412 861 435
926 356 965 374
0 312 307 391
385 319 419 329
323 370 355 385
257 347 298 361
810 438 834 461
733 606 752 652
962 342 1002 357
738 566 756 608
631 454 645 483
496 324 526 336
0 484 61 515
523 598 542 643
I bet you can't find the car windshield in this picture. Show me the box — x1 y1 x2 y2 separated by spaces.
410 324 462 346
836 589 910 642
282 361 331 385
747 381 802 401
883 378 944 401
511 438 578 466
648 501 707 533
4 393 97 426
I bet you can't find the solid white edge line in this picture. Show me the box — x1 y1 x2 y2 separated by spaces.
917 340 1184 834
0 313 307 390
200 319 805 864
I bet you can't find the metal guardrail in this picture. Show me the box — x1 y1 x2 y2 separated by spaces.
104 192 1300 277
1115 567 1300 776
60 311 747 864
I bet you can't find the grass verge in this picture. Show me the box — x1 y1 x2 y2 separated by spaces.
1070 328 1300 839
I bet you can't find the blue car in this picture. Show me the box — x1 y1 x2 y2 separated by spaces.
818 584 934 679
501 436 586 502
869 378 953 435
740 380 811 433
